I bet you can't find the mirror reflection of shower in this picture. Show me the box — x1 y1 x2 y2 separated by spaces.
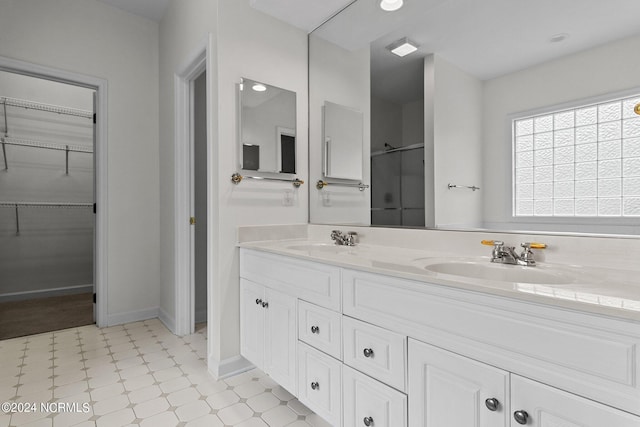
370 45 425 226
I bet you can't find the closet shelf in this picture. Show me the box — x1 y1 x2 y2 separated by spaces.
1 96 93 119
1 136 92 153
1 136 93 173
0 202 93 208
0 202 93 235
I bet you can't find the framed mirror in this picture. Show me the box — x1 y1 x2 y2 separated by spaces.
239 78 296 174
309 0 640 235
323 101 363 180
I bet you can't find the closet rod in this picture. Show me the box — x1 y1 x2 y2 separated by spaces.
0 97 93 119
0 202 93 208
0 202 92 235
1 137 92 153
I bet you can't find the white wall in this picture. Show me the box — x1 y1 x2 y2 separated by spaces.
0 0 160 324
371 96 402 152
309 36 370 225
160 0 308 375
0 72 94 299
402 99 424 147
432 55 483 229
483 33 640 233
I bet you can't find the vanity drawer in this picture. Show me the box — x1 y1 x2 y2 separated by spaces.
297 342 342 427
343 316 407 392
298 300 342 360
240 249 341 311
343 365 407 427
342 268 640 416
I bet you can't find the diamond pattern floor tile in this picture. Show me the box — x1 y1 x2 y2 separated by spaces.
0 320 324 426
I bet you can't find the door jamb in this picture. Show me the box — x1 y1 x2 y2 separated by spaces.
174 37 210 336
0 55 109 327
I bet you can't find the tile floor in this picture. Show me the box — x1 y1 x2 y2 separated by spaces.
0 319 331 427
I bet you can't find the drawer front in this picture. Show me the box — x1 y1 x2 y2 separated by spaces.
240 248 341 311
298 300 342 360
343 365 407 427
343 268 640 416
297 342 342 427
343 316 407 392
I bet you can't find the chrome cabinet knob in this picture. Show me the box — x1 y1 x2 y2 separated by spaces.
311 326 320 334
485 398 500 411
363 348 374 358
255 299 262 305
363 416 374 426
261 301 269 308
310 382 319 390
514 410 529 425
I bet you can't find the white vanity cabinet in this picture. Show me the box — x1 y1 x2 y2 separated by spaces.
239 248 640 427
409 339 640 427
240 278 297 394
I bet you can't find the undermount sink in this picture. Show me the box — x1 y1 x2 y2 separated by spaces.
417 258 576 285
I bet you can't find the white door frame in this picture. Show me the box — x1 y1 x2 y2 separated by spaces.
0 55 109 327
174 36 214 336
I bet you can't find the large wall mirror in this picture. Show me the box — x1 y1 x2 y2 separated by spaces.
239 78 296 174
309 0 640 235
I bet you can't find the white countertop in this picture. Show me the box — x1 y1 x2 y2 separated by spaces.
240 238 640 322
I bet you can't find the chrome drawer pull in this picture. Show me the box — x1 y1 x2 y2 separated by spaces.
310 382 319 390
255 299 262 305
485 398 499 411
363 348 374 358
311 326 320 334
514 410 529 425
261 301 269 308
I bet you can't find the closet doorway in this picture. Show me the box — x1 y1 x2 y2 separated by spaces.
192 70 208 332
0 70 96 339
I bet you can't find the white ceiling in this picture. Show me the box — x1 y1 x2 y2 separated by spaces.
249 0 354 32
96 0 170 22
309 0 640 104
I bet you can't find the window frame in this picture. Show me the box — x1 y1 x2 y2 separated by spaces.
507 86 640 229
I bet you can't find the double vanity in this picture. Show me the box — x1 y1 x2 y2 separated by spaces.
238 226 640 427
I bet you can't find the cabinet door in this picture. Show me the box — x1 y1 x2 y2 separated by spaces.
240 279 264 369
409 338 509 427
264 287 298 394
298 342 342 427
343 365 407 427
511 375 640 427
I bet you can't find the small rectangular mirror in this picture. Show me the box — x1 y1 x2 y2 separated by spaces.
323 101 363 181
239 78 296 174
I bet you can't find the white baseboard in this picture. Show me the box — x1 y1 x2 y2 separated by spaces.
107 307 159 327
0 285 93 303
158 307 176 334
208 355 253 380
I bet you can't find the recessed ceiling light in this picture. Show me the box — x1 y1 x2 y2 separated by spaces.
252 83 267 92
380 0 404 12
549 33 570 43
386 37 419 57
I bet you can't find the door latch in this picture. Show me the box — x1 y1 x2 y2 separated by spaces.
189 217 196 225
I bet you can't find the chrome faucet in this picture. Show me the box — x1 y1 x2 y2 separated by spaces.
482 240 546 266
331 230 358 246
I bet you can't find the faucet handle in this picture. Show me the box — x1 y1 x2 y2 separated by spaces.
521 242 547 250
481 240 504 247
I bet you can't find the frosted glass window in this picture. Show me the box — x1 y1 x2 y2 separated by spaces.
513 93 640 217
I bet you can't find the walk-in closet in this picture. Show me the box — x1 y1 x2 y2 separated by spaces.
0 71 95 339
